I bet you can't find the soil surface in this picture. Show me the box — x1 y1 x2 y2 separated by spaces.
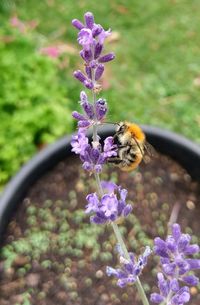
0 154 200 305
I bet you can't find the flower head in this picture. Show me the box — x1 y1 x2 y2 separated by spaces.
72 91 108 129
150 273 190 305
85 183 132 224
151 224 200 305
72 12 115 90
106 246 151 288
154 223 200 283
71 129 88 155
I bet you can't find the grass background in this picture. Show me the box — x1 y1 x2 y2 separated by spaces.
0 0 200 187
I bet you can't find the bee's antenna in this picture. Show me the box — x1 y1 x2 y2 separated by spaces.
99 122 119 126
132 136 145 157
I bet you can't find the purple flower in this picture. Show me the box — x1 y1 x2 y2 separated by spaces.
95 98 108 121
151 224 200 304
106 246 151 288
71 129 88 155
154 223 200 282
72 92 108 128
101 180 118 193
103 136 117 158
72 12 115 89
151 273 190 305
78 28 94 50
80 144 105 173
85 183 132 224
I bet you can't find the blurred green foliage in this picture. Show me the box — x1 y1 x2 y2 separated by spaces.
0 0 200 187
0 25 73 186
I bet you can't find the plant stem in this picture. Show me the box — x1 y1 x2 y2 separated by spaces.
90 50 149 305
93 165 149 305
112 222 150 305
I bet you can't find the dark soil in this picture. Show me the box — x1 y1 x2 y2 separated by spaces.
0 154 200 305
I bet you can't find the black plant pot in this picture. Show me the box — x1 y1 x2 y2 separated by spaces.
0 125 200 241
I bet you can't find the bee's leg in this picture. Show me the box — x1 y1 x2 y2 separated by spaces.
107 157 124 165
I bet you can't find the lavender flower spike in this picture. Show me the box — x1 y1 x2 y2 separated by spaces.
106 246 151 288
71 129 88 155
85 183 132 224
72 12 115 89
151 223 200 304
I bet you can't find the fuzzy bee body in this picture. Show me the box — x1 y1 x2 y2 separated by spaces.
108 122 146 171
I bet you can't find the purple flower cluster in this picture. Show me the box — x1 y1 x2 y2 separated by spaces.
72 91 107 128
106 246 151 288
72 12 115 90
151 223 200 304
151 273 190 305
71 129 117 173
85 182 132 224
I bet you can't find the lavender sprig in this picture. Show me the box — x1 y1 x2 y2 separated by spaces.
71 12 150 305
151 223 200 305
107 246 151 288
72 12 115 91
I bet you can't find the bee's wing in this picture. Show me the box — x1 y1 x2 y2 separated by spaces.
143 141 157 163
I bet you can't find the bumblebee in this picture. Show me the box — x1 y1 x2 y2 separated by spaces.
108 122 152 171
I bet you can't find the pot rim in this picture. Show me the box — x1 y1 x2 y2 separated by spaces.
0 125 200 238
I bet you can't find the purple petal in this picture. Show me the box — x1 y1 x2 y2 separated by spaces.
186 258 200 270
157 273 169 297
106 266 119 277
84 80 94 90
95 98 108 121
154 238 169 258
178 234 191 252
95 64 104 80
101 181 118 194
94 42 103 59
99 52 115 63
72 19 84 30
72 111 86 121
90 214 107 224
74 70 87 83
82 161 93 172
80 91 88 103
123 204 132 217
166 236 177 253
82 103 94 120
176 259 190 274
85 66 92 79
85 193 99 213
120 188 128 202
92 24 103 37
94 164 103 173
84 12 94 29
78 120 90 128
182 275 199 286
98 29 111 45
71 130 88 155
171 287 190 304
150 293 164 304
184 244 199 255
162 263 176 276
100 194 118 217
78 28 93 49
80 49 92 62
172 223 181 241
170 278 179 292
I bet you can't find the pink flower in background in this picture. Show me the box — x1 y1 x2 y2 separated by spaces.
10 16 26 33
10 16 38 33
40 47 60 58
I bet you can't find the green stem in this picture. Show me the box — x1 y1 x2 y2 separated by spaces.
93 172 149 305
112 222 150 305
90 46 149 305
